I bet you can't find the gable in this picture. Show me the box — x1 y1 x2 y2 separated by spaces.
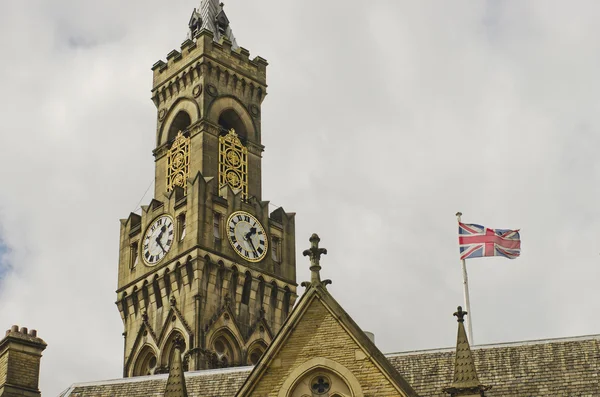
240 294 416 397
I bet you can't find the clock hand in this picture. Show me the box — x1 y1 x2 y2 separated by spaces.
247 236 258 254
155 226 167 253
156 238 167 254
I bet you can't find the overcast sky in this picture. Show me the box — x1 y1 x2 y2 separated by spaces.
2 0 600 395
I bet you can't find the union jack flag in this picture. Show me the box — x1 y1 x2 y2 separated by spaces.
459 222 521 260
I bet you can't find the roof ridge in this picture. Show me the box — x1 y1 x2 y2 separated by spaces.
385 333 600 357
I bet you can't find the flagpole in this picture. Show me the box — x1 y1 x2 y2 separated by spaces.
456 211 474 345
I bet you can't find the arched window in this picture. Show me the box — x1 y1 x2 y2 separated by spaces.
175 263 183 290
161 331 186 370
153 276 162 308
229 267 239 302
218 109 247 141
132 346 158 377
167 111 191 143
164 269 172 297
142 281 150 308
247 340 267 366
282 287 291 319
256 277 265 308
289 369 352 397
122 292 129 318
241 272 252 305
209 329 241 368
269 281 279 322
185 258 194 286
132 287 140 314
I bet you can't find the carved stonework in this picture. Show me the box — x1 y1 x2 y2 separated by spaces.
167 132 190 193
219 129 248 200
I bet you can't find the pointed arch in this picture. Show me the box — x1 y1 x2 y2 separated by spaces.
131 345 158 377
229 266 239 302
164 268 172 297
207 96 257 142
207 326 242 368
256 277 265 308
158 97 201 146
282 286 291 319
160 329 187 369
246 339 268 366
241 272 252 305
278 358 363 397
153 275 163 308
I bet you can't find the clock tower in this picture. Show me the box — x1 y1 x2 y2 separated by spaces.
116 0 297 377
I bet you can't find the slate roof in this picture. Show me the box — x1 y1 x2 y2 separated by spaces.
389 334 600 397
60 335 600 397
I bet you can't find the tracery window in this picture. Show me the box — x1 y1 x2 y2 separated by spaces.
289 370 352 397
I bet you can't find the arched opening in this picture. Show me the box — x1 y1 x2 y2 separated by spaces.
289 370 352 397
229 267 239 302
256 277 265 308
161 330 186 370
132 287 139 315
215 265 225 300
175 263 183 290
241 272 252 305
167 111 191 143
209 328 241 368
218 109 247 141
282 286 291 319
247 340 267 366
132 345 158 377
142 281 150 308
122 292 129 318
185 258 194 286
164 269 172 297
270 281 279 323
153 276 162 308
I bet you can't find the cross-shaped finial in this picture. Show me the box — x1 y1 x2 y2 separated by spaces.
302 233 327 285
454 306 468 323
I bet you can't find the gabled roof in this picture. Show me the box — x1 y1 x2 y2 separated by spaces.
236 233 420 397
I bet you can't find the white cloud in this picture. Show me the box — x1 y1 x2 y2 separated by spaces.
1 1 600 395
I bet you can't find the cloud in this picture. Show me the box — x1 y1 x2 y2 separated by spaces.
1 0 600 395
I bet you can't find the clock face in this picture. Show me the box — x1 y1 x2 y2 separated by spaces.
142 215 175 266
227 211 268 262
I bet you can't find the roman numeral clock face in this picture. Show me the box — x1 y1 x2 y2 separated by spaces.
142 215 175 266
227 211 268 262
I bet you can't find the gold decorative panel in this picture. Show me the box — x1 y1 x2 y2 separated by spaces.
219 129 248 200
167 131 190 193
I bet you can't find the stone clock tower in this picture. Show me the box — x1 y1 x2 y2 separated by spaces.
115 0 296 377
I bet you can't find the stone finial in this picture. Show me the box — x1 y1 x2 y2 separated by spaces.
301 234 331 288
165 335 188 397
454 306 467 323
443 307 490 396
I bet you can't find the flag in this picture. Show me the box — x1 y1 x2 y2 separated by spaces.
458 222 521 260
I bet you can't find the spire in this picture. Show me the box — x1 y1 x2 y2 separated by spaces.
301 233 332 289
188 0 238 49
164 336 188 397
443 307 490 397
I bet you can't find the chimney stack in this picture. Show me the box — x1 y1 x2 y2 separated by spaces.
0 324 47 397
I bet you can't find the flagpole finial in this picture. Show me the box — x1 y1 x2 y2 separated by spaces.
456 211 462 220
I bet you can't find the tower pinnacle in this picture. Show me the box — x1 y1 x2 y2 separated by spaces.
443 306 491 396
188 0 238 48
